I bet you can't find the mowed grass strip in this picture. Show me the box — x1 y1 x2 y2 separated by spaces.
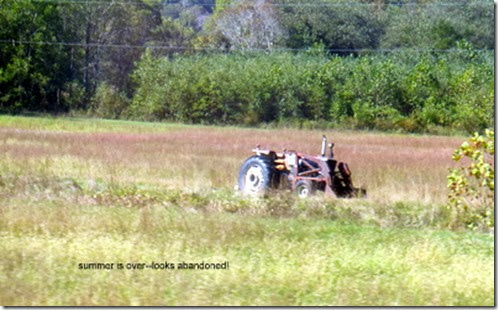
0 200 493 306
0 115 195 134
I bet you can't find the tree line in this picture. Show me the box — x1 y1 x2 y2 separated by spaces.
0 0 494 133
129 50 493 133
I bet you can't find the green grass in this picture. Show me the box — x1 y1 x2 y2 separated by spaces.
0 115 493 306
0 115 193 134
0 114 467 138
0 200 494 306
0 199 493 306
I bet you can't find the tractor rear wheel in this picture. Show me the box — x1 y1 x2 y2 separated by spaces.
295 180 315 198
238 156 276 196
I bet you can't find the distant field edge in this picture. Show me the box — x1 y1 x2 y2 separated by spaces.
0 114 471 138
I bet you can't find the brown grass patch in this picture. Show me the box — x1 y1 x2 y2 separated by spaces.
0 124 465 204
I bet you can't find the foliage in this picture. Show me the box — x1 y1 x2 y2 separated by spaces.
0 0 163 112
130 50 493 133
58 0 163 103
90 83 129 119
0 0 494 134
380 1 494 50
447 129 494 231
275 0 385 54
0 1 74 113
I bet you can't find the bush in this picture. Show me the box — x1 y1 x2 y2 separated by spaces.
91 83 129 119
447 129 494 231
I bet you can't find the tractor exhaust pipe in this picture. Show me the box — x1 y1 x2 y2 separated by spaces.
321 135 327 157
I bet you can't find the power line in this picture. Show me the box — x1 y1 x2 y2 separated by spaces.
11 0 155 5
0 39 493 53
0 39 194 50
9 0 493 6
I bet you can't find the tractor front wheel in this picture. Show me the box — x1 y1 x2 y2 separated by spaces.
295 180 315 198
238 156 275 196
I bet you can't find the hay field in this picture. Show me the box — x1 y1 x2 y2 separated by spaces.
0 115 464 202
0 116 493 306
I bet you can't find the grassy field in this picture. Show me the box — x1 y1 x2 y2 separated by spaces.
0 115 494 306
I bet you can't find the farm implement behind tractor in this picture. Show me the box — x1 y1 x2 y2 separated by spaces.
238 136 365 198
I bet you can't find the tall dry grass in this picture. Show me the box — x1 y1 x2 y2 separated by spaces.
0 121 463 205
0 117 470 230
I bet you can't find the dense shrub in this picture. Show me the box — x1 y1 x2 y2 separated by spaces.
447 130 494 231
130 49 493 133
91 83 129 119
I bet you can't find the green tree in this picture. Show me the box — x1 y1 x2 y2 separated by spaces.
0 0 163 113
275 0 385 54
58 0 163 106
0 0 73 112
381 1 494 50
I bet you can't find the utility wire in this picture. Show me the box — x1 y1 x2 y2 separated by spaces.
8 0 493 6
0 39 493 53
0 39 198 50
